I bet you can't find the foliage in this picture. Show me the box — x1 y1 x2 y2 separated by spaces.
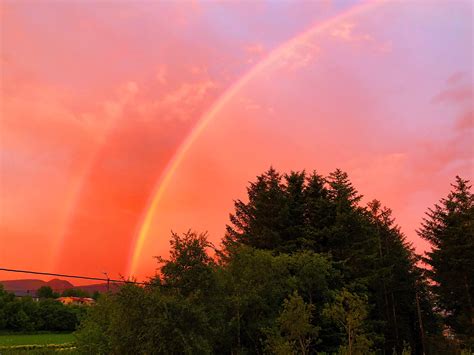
74 168 471 354
0 285 85 332
322 288 373 354
418 176 474 348
76 232 339 354
61 289 91 298
36 286 59 299
225 167 439 353
265 291 319 355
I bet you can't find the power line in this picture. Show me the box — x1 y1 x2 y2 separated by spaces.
0 267 146 285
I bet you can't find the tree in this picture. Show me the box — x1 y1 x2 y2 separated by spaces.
223 167 438 352
303 171 332 252
0 284 83 332
224 167 289 251
323 288 373 355
62 288 91 298
266 291 319 355
367 199 441 354
36 285 58 299
156 230 216 297
218 246 294 353
74 167 453 353
281 171 307 252
76 232 219 354
0 285 15 330
75 292 116 354
36 298 82 331
418 176 474 347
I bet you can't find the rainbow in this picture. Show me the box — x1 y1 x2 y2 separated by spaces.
127 0 383 276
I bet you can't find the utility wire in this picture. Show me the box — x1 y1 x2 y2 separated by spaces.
0 267 146 285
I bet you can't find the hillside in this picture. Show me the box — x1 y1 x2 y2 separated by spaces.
0 278 116 296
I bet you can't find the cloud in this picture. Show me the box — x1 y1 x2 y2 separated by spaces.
245 43 265 56
432 72 472 104
275 40 320 71
245 43 266 63
432 86 472 104
412 114 473 178
189 65 207 75
455 110 473 131
330 22 372 43
152 79 218 121
350 153 408 191
156 65 167 85
446 71 466 85
376 41 392 54
240 97 262 111
328 21 391 55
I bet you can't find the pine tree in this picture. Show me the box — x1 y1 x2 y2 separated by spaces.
281 171 307 252
418 176 474 347
303 171 333 252
324 169 377 280
224 167 288 251
367 200 439 354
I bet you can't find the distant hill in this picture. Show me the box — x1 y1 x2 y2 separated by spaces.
0 279 49 292
47 278 75 291
0 278 118 296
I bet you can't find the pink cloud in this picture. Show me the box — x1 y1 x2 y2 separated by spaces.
456 110 473 131
275 40 320 71
432 86 472 104
245 43 265 56
330 22 372 42
154 80 218 121
446 71 467 85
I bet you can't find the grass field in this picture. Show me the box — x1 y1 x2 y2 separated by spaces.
0 333 76 354
0 333 74 347
0 333 74 346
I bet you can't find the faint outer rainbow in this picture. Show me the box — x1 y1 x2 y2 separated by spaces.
128 0 383 276
52 121 119 271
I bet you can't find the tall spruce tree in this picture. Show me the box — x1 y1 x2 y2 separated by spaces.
224 167 288 251
281 171 307 252
367 200 440 354
324 169 378 282
418 176 474 347
303 172 333 252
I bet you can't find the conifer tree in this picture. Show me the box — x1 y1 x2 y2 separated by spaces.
303 171 332 252
224 167 288 251
281 171 307 252
418 176 474 347
324 169 377 280
367 200 439 354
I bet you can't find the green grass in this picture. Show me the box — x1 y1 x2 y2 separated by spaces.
0 333 74 347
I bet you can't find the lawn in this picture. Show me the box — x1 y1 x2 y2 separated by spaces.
0 333 74 347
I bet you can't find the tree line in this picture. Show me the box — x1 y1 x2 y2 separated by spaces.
0 285 86 332
35 285 100 300
72 168 471 353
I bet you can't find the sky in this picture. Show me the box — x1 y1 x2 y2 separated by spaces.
0 0 472 283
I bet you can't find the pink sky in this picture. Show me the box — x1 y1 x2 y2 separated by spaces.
1 0 472 283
